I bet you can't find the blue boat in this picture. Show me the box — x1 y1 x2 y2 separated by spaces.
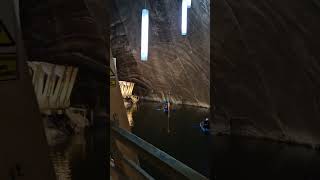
200 121 209 133
163 101 169 113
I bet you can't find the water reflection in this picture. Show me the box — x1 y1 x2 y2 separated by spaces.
126 103 137 127
50 152 72 180
49 135 86 180
132 101 211 177
167 111 171 134
126 102 174 134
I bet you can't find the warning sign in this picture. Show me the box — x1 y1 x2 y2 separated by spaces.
110 69 116 87
0 20 15 46
0 53 17 81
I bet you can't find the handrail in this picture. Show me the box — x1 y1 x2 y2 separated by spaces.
122 156 155 180
111 126 209 180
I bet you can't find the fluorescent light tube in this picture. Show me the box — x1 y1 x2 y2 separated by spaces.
141 9 149 61
187 0 191 8
181 0 187 35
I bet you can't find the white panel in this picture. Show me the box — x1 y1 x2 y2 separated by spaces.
141 9 149 61
181 0 188 35
187 0 191 8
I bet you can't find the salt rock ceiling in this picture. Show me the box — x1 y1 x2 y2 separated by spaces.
111 0 210 107
213 0 320 146
20 0 110 108
20 0 109 75
20 0 210 107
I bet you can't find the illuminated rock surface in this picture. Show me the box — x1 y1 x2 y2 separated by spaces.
213 0 320 146
111 0 210 107
21 0 210 107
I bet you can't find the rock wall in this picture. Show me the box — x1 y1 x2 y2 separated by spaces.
212 0 320 146
20 0 109 109
20 0 108 74
111 0 210 107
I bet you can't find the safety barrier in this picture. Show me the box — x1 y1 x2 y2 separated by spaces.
111 124 209 180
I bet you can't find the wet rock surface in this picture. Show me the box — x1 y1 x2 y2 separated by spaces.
111 0 210 107
212 0 320 145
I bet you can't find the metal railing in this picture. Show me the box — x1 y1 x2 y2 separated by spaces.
111 124 209 180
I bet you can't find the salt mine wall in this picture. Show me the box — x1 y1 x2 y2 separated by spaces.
20 0 109 110
111 0 210 107
20 0 109 73
212 0 320 146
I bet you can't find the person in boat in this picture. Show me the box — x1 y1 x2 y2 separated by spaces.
163 101 169 112
203 118 210 130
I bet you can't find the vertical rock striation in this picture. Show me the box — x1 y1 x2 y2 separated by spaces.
213 0 320 146
111 0 210 107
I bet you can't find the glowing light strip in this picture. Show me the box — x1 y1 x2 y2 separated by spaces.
187 0 191 8
141 9 149 61
181 0 188 35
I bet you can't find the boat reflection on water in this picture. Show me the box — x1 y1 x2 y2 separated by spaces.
166 107 171 134
131 101 211 177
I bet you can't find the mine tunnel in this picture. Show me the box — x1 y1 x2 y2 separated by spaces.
1 0 320 179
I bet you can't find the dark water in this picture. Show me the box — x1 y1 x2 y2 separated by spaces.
131 102 320 180
131 101 211 177
49 128 107 180
211 136 320 180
